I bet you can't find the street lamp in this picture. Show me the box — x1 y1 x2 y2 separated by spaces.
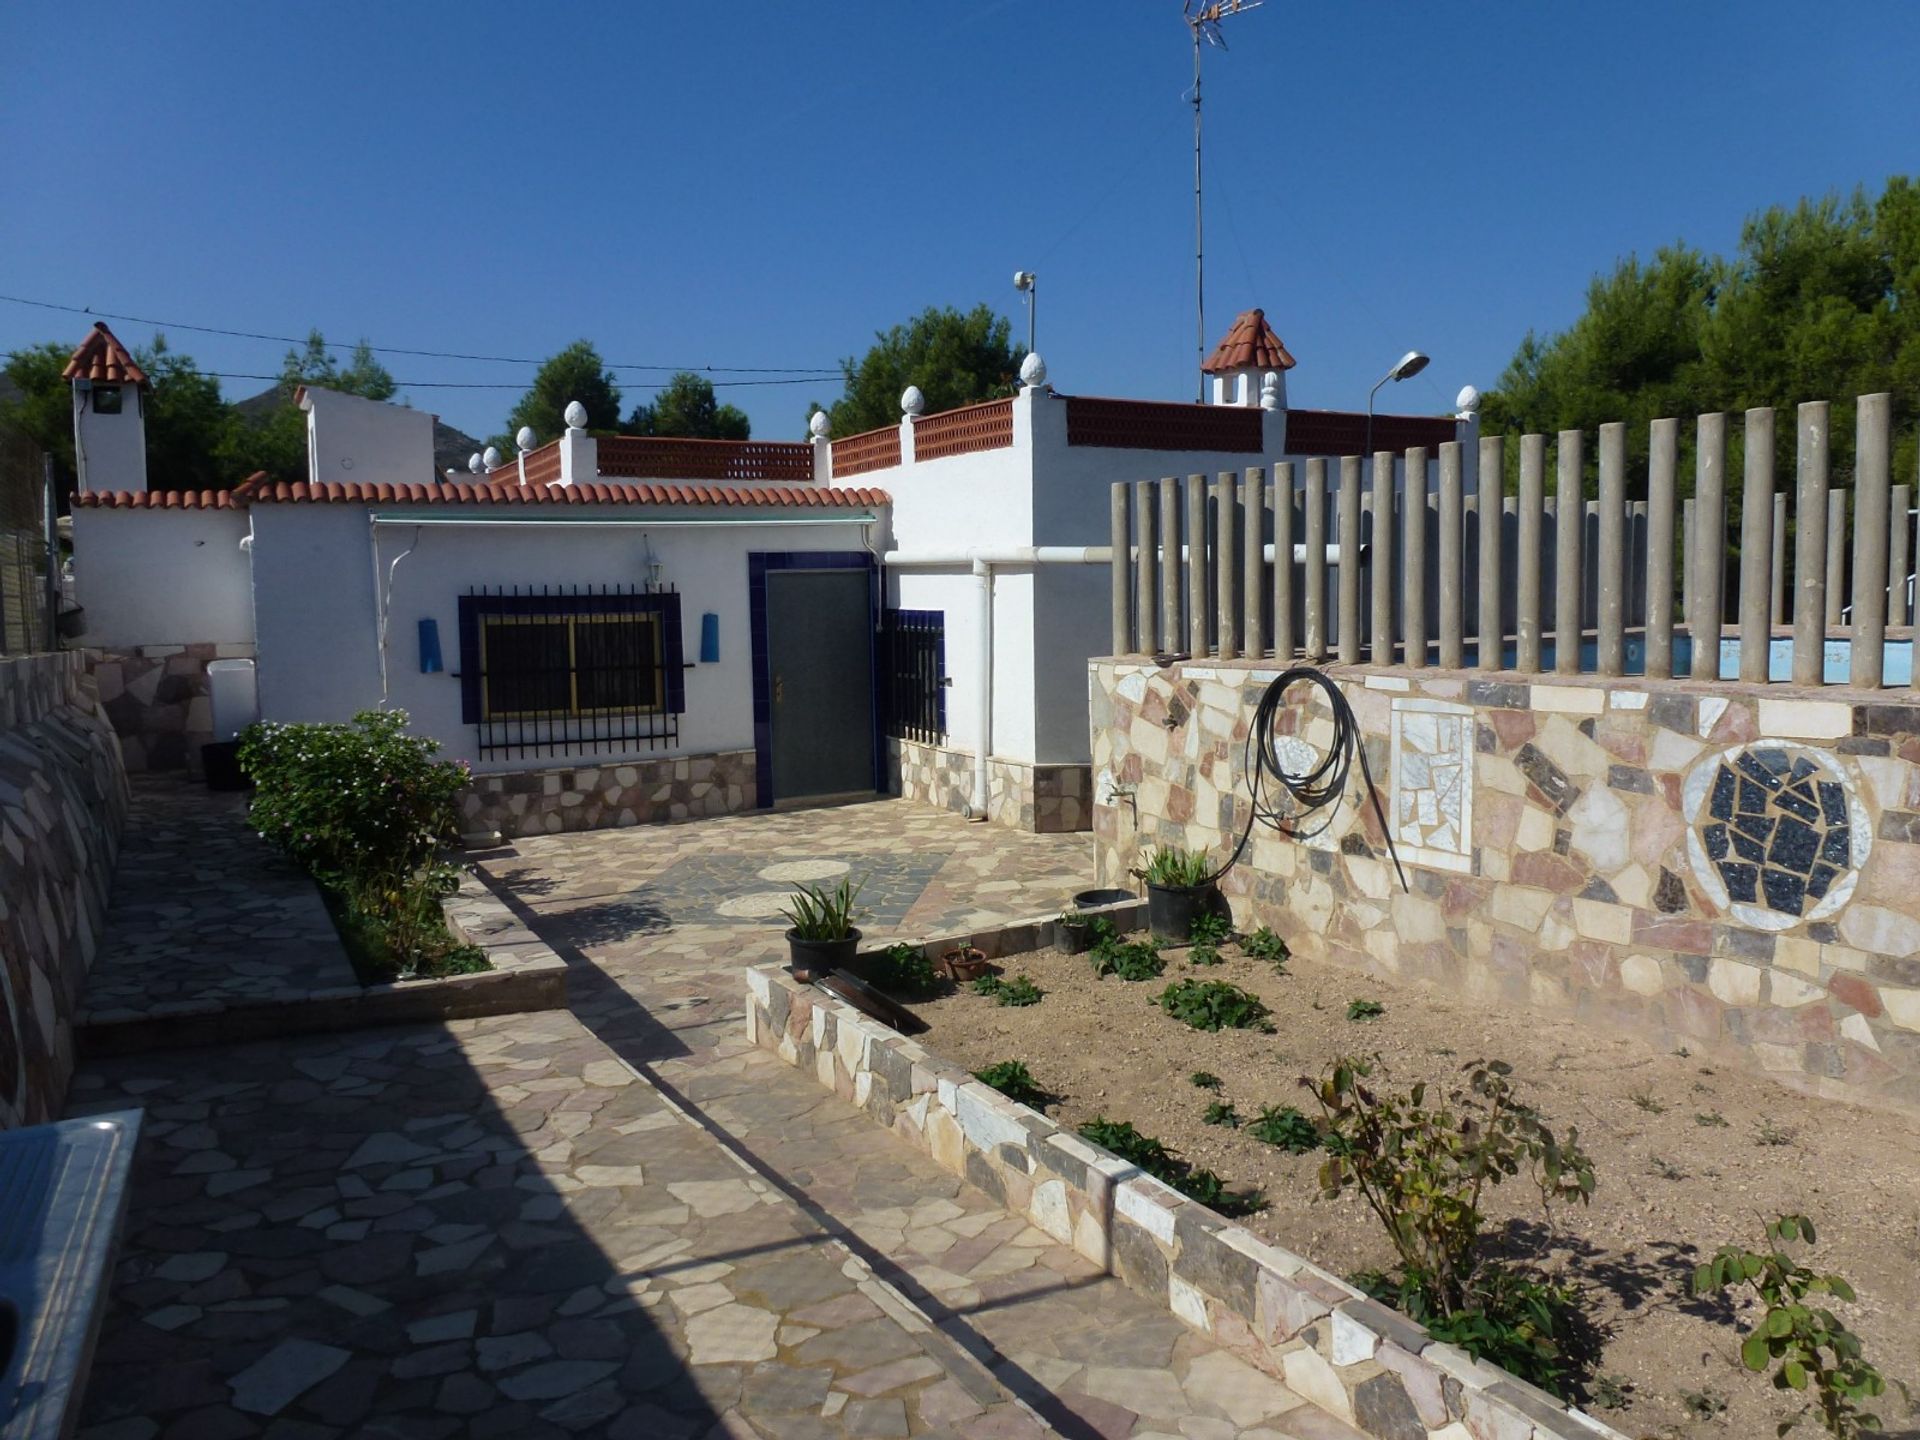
1013 270 1037 358
1364 349 1429 461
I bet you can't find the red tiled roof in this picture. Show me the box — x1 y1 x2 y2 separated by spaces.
1201 309 1295 374
1283 409 1457 458
62 323 149 386
74 488 240 510
234 478 890 508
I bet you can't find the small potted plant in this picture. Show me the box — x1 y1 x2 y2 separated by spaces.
937 943 992 983
1054 910 1096 954
1134 846 1218 943
781 876 864 982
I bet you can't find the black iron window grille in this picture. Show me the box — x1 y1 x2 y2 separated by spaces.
458 584 685 760
881 608 947 745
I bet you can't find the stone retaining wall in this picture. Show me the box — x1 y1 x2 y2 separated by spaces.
888 736 1091 833
747 964 1625 1440
460 748 758 839
0 651 128 1126
85 643 253 775
1092 658 1920 1113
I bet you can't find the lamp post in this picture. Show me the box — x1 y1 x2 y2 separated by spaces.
1364 349 1430 461
1013 271 1036 358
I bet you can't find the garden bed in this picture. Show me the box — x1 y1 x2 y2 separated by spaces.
899 928 1919 1440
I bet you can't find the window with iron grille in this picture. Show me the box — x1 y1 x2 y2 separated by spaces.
881 608 946 744
458 585 684 760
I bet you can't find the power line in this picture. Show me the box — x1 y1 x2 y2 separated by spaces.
0 292 843 378
0 354 835 390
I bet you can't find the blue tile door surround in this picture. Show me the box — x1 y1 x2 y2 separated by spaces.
748 551 882 809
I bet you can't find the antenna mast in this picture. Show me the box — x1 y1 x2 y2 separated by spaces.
1184 0 1262 401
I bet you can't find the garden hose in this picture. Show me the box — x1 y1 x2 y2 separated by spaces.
1203 665 1409 894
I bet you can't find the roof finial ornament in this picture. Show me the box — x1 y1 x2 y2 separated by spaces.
563 401 588 432
482 445 502 471
1018 353 1047 389
1260 372 1281 411
467 452 484 474
515 426 537 453
808 410 831 440
900 386 925 418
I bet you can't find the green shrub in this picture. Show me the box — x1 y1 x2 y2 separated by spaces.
1346 998 1385 1022
868 942 938 996
1157 979 1272 1032
1077 1117 1262 1216
1092 938 1165 982
238 710 484 980
1189 912 1231 947
1305 1056 1596 1397
1692 1215 1884 1438
1135 847 1213 888
1189 1071 1223 1090
781 876 864 940
972 973 1043 1007
973 1060 1051 1110
1247 1104 1319 1153
1202 1100 1240 1128
1187 942 1223 967
1242 925 1290 965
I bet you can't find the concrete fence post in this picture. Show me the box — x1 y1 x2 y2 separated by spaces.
1555 431 1584 675
1597 423 1626 675
1110 481 1131 654
1339 455 1362 664
1274 463 1295 660
1187 474 1209 657
1681 497 1695 636
1477 436 1504 668
1133 480 1158 655
1794 403 1831 687
1691 414 1726 681
1214 474 1238 660
1647 418 1677 679
1852 393 1892 688
1242 467 1266 657
1516 436 1545 673
1304 458 1328 658
1370 453 1395 665
1403 448 1428 666
1772 490 1788 628
1439 442 1464 668
1826 489 1847 630
1890 483 1912 629
1739 408 1775 684
1160 477 1182 652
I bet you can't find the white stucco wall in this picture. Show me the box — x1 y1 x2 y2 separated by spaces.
69 507 255 647
249 501 876 771
72 385 148 494
303 388 437 486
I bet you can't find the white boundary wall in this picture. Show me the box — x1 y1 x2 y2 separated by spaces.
69 507 256 649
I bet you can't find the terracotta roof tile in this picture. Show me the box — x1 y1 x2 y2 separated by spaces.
74 487 239 510
233 477 890 509
62 323 149 386
1201 309 1295 374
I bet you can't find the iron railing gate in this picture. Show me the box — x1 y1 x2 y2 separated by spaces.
880 608 946 745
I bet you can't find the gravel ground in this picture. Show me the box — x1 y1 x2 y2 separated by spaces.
904 932 1920 1440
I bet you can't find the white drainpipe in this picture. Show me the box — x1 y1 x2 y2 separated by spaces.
885 546 1113 822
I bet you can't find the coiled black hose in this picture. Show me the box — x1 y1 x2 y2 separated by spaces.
1203 666 1409 893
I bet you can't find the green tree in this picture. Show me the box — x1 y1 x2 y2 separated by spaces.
281 330 397 402
811 304 1024 438
624 371 750 439
499 340 622 448
0 342 77 485
138 336 241 491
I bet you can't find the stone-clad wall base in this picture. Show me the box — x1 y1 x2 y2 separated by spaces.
1091 659 1920 1114
461 748 757 839
888 736 1091 832
85 644 252 776
746 965 1626 1440
0 652 129 1127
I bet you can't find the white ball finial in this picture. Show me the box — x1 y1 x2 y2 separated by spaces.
808 410 831 440
515 426 537 452
1455 384 1482 417
482 445 502 470
1018 352 1047 388
900 386 925 417
467 452 484 474
563 400 588 431
1260 372 1282 411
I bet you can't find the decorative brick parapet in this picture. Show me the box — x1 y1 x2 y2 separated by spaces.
1091 658 1920 1113
460 748 757 839
746 964 1626 1440
84 643 254 775
887 736 1091 833
0 651 128 1127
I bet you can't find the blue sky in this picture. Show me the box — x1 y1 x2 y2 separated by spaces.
4 3 1915 445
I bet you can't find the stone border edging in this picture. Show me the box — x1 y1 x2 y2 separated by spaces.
745 959 1628 1440
77 872 566 1057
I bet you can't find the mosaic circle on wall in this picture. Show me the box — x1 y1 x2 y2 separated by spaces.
1681 742 1870 932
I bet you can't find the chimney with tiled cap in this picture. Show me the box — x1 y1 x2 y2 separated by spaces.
63 322 150 493
1200 308 1295 410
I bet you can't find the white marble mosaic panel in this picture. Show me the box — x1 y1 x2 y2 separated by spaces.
1389 697 1474 875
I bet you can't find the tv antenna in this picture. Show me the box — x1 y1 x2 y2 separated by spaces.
1185 0 1262 400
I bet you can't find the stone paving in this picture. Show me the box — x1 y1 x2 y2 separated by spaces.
77 778 356 1027
72 794 1336 1438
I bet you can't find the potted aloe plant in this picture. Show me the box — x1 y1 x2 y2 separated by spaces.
1135 846 1218 942
781 876 864 982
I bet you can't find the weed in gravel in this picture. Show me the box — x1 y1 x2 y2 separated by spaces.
1242 925 1289 967
1631 1090 1667 1115
1247 1104 1320 1153
1202 1100 1240 1128
1649 1155 1686 1181
1346 998 1385 1022
1076 1116 1263 1216
1157 979 1274 1032
1189 1071 1223 1090
868 942 939 997
971 973 1043 1007
1757 1117 1797 1147
1189 912 1232 947
1679 1388 1727 1420
1187 942 1223 966
972 1060 1052 1110
1695 1110 1729 1128
1092 938 1165 982
1591 1373 1633 1410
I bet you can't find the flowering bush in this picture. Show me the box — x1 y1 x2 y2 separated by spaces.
238 710 482 978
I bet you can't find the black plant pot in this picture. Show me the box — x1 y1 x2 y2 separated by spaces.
787 928 860 982
1146 883 1215 942
1054 920 1094 955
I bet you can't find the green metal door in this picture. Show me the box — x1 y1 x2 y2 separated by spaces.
766 570 876 802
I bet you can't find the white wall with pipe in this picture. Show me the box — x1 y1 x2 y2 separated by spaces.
69 506 255 648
